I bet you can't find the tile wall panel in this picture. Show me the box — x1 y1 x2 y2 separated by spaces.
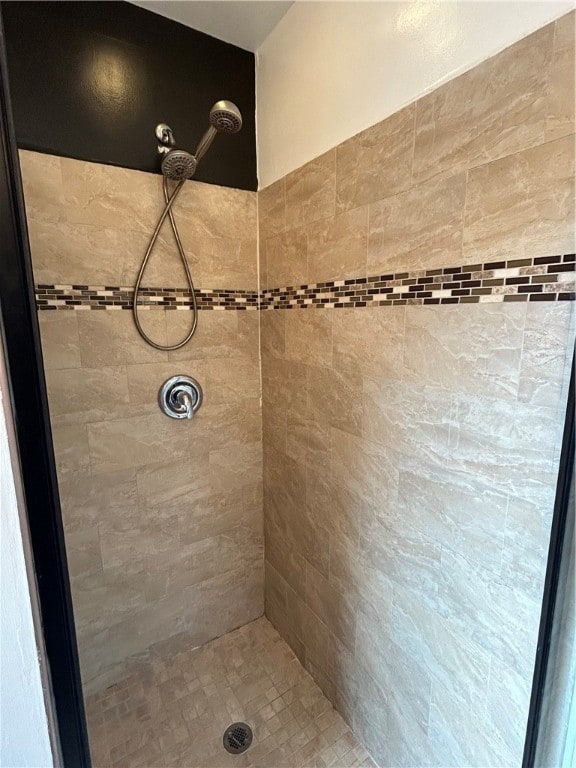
260 12 575 768
21 150 263 693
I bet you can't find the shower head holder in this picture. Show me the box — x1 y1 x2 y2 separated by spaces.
156 123 176 154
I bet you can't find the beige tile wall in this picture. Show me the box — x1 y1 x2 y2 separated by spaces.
20 151 263 693
260 12 575 768
18 10 575 764
260 14 575 287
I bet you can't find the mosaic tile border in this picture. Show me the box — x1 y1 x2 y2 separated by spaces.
35 285 260 311
35 254 574 311
261 254 575 309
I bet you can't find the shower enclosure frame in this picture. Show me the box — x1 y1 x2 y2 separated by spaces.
522 352 575 767
0 13 91 767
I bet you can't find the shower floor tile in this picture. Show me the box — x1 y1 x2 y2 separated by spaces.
85 616 375 768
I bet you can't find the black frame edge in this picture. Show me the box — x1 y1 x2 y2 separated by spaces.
0 6 91 767
522 348 575 767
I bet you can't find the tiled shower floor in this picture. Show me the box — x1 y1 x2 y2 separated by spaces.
85 617 375 768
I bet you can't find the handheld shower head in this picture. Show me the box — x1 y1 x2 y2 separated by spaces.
194 100 243 163
161 149 198 180
209 100 242 134
155 101 242 180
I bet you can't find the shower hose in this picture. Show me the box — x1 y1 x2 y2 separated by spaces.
132 176 198 350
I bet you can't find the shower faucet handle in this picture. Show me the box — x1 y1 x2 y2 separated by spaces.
159 376 203 420
176 387 195 419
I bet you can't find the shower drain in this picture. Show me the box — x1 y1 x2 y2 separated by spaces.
223 722 253 754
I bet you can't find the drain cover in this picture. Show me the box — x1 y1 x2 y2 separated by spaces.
223 722 253 754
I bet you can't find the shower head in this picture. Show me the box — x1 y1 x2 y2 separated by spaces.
209 100 243 134
194 100 243 163
155 101 242 179
161 149 198 181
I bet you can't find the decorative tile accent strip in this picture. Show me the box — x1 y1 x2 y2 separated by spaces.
35 255 574 311
35 285 260 311
261 254 575 309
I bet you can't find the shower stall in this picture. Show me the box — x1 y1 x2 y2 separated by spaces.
1 3 574 768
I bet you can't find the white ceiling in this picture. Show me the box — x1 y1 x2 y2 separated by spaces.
130 1 294 52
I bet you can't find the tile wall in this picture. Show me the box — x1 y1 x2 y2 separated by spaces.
17 10 575 766
20 150 263 693
260 13 575 767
